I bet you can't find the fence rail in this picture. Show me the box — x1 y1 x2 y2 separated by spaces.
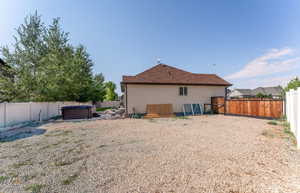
286 88 300 149
0 101 91 131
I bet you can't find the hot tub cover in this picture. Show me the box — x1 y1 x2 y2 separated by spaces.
61 105 92 110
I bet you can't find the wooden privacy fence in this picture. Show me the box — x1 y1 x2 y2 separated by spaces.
211 97 283 119
225 99 283 119
211 97 225 114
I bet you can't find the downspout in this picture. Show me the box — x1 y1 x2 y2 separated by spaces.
125 84 128 116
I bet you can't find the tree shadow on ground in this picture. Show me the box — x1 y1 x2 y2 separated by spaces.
0 127 46 143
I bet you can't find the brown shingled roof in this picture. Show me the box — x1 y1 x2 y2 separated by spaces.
122 64 232 86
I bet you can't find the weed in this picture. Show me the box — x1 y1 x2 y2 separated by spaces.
8 172 18 178
267 121 278 125
98 144 107 148
23 174 37 182
282 121 290 128
278 115 287 122
62 174 79 185
261 130 274 138
0 176 9 182
148 119 157 123
25 184 45 193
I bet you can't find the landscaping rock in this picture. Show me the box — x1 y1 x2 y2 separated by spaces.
95 107 126 120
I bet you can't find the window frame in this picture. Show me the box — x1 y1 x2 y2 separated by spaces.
179 86 188 96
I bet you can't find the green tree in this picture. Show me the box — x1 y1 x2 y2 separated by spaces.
256 93 272 98
0 11 46 101
0 12 106 102
90 73 106 103
284 77 300 92
104 81 118 101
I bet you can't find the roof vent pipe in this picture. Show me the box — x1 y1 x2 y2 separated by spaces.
157 58 161 64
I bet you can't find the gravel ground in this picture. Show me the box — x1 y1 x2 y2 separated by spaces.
0 115 300 193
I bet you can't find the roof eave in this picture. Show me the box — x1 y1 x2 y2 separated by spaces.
121 81 232 86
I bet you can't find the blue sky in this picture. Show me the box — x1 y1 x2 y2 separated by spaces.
1 0 300 93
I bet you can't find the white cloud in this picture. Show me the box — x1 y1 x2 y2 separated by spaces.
225 48 300 80
233 75 298 89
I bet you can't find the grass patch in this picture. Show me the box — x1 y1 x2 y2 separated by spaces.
54 157 82 166
45 130 72 137
11 160 33 169
267 121 278 125
262 119 297 145
25 184 45 193
0 175 9 182
39 139 68 150
281 121 296 144
261 129 275 138
173 116 190 120
62 174 79 185
96 107 112 112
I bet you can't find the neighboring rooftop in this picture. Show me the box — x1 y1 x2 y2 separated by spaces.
122 64 232 86
229 86 283 97
252 86 283 96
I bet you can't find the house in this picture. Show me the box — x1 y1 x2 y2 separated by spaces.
228 89 253 98
252 86 283 99
229 86 283 99
121 63 232 115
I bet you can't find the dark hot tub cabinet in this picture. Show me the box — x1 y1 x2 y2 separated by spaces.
62 106 92 120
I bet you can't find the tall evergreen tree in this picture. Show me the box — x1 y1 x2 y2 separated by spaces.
0 12 107 102
1 11 46 101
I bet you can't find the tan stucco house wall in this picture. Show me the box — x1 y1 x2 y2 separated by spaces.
125 84 226 114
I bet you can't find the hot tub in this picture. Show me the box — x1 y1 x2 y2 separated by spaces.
61 105 92 120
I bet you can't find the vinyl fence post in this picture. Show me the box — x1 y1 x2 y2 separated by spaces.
285 91 290 122
293 90 298 134
47 102 49 120
290 90 295 133
29 102 32 121
3 102 7 128
297 88 300 149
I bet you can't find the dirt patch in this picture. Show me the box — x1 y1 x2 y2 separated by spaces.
0 115 300 193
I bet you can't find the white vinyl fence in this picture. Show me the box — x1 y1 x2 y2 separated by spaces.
0 101 91 131
96 101 121 108
286 88 300 149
